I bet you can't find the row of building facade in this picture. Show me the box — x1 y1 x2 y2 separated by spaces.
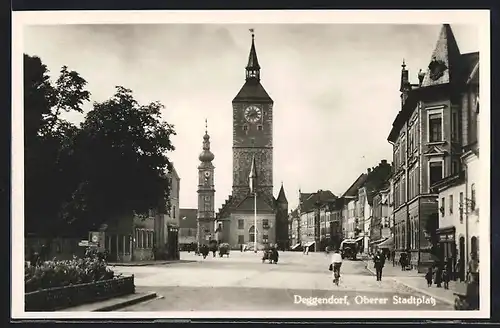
288 24 480 276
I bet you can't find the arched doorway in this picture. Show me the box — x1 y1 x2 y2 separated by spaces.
459 236 465 281
249 226 255 243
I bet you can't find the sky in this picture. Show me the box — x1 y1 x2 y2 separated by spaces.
23 23 479 211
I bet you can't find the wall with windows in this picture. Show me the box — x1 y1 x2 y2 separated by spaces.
229 213 276 248
438 183 466 231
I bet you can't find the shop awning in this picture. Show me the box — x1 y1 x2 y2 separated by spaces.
378 236 394 249
370 237 388 245
291 243 301 250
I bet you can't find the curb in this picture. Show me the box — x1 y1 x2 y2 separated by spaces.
363 260 455 306
109 260 196 267
392 279 455 306
94 292 158 311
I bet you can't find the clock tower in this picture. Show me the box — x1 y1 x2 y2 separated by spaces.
232 30 274 204
197 119 216 246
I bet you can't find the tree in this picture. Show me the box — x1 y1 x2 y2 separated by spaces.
62 86 176 232
23 54 90 236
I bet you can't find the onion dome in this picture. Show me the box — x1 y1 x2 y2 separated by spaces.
199 120 215 162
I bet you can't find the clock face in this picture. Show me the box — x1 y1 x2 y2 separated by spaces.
244 105 262 123
204 171 211 178
204 196 210 201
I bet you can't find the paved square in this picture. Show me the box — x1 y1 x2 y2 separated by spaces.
111 251 452 311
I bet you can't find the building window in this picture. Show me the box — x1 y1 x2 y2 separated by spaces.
238 219 244 229
429 161 443 186
452 160 459 175
262 219 269 228
459 192 464 223
263 234 269 243
249 226 255 243
452 111 459 141
471 183 476 210
429 112 443 142
243 125 248 131
238 235 245 244
441 197 445 217
257 125 263 131
449 194 453 214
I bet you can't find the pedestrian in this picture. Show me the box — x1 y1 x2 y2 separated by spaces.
434 263 443 288
468 252 479 283
442 267 450 289
399 253 407 271
373 250 385 281
425 267 433 287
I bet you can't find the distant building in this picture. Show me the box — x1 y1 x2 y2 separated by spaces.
297 190 336 252
289 209 300 249
179 208 197 248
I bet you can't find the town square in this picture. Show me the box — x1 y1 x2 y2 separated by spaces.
15 11 486 317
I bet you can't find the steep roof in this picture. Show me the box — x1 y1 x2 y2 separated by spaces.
342 174 368 198
421 24 462 87
388 27 479 143
277 183 288 203
179 208 197 229
233 79 273 102
299 190 336 213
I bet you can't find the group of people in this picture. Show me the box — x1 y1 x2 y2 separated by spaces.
425 252 479 289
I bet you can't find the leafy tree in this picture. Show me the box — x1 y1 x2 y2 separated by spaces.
62 86 176 232
24 54 90 236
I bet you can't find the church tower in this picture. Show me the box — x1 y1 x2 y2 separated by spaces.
197 120 216 246
232 30 274 204
216 30 285 250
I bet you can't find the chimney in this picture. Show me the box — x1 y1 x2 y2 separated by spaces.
381 160 387 165
418 69 425 87
367 168 372 173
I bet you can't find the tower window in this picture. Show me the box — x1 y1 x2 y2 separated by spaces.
257 125 263 131
243 125 248 131
250 138 255 145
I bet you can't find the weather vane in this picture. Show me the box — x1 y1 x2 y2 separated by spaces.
249 28 255 39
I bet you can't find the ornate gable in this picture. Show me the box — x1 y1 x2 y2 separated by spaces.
424 145 447 157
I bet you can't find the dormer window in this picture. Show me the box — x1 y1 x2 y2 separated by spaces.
257 125 263 131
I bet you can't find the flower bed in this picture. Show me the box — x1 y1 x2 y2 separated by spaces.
25 256 135 311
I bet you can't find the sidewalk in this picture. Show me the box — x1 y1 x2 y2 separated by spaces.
108 259 196 267
363 260 455 306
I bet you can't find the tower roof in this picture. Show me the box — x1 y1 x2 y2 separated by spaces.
198 119 215 162
277 183 288 203
421 24 462 87
246 32 260 70
233 29 273 103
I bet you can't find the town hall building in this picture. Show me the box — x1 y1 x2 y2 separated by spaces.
216 32 289 250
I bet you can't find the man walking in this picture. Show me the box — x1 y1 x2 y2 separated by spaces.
374 250 386 281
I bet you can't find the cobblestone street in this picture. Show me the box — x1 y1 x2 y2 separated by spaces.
111 251 453 311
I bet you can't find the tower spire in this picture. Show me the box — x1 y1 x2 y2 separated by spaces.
246 28 261 81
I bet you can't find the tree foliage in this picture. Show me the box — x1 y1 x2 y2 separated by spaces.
24 54 176 236
24 54 90 236
62 87 176 231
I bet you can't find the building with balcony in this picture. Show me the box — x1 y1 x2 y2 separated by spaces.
387 24 479 272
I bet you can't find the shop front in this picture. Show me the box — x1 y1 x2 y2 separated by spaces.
436 226 457 280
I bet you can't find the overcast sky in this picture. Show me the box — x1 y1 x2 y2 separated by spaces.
23 23 478 211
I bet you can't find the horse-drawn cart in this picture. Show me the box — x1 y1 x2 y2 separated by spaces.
218 243 230 257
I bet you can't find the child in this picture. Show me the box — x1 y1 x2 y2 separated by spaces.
442 269 450 289
425 267 433 287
